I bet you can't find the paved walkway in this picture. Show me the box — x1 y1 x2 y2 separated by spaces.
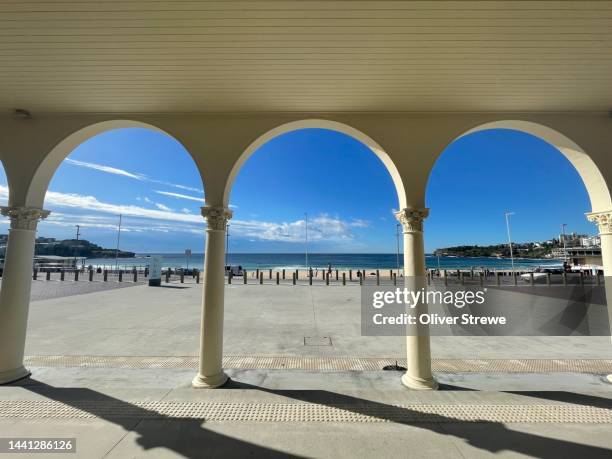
0 283 610 457
23 283 612 359
1 367 611 458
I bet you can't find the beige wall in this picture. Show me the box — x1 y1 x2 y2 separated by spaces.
0 112 610 215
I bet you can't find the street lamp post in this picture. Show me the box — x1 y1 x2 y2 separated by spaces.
505 212 515 273
561 223 568 263
225 224 230 267
74 224 80 267
305 212 309 269
114 214 122 270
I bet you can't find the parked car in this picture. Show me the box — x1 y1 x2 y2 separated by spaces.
520 267 564 282
225 265 244 276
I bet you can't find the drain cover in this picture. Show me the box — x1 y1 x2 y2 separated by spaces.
304 336 332 346
382 361 407 371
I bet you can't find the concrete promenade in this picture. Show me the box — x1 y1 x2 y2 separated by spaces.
0 282 610 457
22 282 612 359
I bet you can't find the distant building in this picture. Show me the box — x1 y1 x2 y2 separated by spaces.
580 235 601 247
552 247 602 267
559 232 600 248
33 255 85 271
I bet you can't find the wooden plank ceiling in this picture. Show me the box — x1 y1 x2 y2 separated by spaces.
1 1 611 113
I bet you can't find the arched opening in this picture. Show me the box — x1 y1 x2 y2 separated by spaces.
457 121 611 213
27 120 204 208
23 123 207 359
224 119 406 209
220 120 408 363
425 121 612 362
427 120 609 270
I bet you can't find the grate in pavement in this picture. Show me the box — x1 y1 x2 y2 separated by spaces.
303 336 333 346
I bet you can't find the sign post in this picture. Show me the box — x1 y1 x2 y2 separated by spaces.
148 256 162 287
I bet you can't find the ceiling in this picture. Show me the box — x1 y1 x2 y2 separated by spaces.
1 1 612 113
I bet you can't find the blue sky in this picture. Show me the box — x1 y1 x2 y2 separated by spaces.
0 127 597 253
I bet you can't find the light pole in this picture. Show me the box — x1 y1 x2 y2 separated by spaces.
305 212 309 269
505 212 515 273
115 214 122 270
561 223 568 263
225 224 230 267
74 224 80 267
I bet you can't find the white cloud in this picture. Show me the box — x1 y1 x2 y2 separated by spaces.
0 186 360 245
140 196 174 212
349 219 369 228
151 181 202 194
181 208 191 214
43 212 203 235
65 158 145 180
155 203 172 212
0 185 7 205
65 158 203 194
230 214 360 242
43 189 203 224
154 190 203 203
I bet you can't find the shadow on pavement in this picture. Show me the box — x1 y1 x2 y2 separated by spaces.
224 379 612 459
16 378 301 458
504 390 612 410
9 377 612 458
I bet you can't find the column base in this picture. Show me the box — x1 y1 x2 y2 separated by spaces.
192 371 228 389
0 365 31 385
401 372 438 390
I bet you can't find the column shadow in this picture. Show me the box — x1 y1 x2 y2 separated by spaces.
9 377 612 459
223 379 612 458
13 378 301 458
504 390 612 410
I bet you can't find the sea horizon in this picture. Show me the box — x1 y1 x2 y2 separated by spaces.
83 252 563 271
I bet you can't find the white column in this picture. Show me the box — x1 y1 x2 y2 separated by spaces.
586 211 612 275
586 211 612 373
395 208 438 390
0 206 49 384
193 205 232 389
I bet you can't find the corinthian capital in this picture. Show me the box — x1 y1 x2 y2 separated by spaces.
586 210 612 235
1 206 50 231
395 207 429 233
201 205 232 231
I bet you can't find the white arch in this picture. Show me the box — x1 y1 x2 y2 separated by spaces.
223 119 407 208
25 120 202 208
433 120 611 213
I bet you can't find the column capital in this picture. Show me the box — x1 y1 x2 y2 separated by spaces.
0 206 50 231
586 210 612 235
201 205 232 231
395 207 429 233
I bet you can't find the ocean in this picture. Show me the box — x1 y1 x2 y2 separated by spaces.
84 253 563 271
